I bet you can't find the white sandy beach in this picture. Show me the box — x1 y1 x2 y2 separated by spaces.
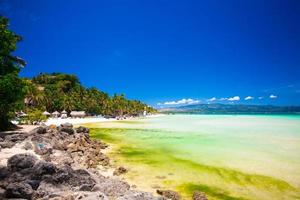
45 117 116 126
45 114 164 126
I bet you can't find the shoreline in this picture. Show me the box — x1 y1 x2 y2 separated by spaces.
45 114 165 126
0 122 183 200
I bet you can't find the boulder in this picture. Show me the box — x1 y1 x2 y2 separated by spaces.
0 141 15 148
5 134 27 142
58 126 75 135
32 161 56 178
73 191 108 200
92 178 130 198
0 167 10 179
192 191 208 200
75 126 89 133
25 179 41 190
5 182 33 199
48 165 73 184
7 154 37 172
50 151 73 166
117 190 162 200
113 166 127 176
78 184 94 191
29 126 47 135
157 189 181 200
0 187 5 199
46 165 94 187
69 169 95 189
23 142 33 150
61 123 73 128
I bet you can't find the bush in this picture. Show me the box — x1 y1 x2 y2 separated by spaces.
24 109 47 125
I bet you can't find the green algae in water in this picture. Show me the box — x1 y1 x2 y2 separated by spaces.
89 115 300 199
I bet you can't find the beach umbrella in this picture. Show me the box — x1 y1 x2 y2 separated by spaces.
52 111 60 115
52 111 60 117
42 111 51 116
61 110 67 114
19 111 27 117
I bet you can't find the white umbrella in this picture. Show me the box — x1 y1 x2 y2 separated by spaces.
43 111 51 116
52 111 60 115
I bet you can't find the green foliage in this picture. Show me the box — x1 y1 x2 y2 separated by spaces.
25 72 157 117
24 109 47 124
0 16 26 130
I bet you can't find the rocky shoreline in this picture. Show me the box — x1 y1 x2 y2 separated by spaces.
0 123 207 200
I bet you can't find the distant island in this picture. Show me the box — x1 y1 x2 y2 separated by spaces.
159 103 300 114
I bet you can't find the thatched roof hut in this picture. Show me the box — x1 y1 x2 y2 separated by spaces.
61 110 68 118
52 111 60 118
70 111 86 118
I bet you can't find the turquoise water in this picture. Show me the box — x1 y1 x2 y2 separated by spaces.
89 114 300 199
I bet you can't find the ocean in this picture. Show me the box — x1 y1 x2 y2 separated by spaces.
89 114 300 199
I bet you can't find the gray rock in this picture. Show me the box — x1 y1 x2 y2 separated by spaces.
0 167 10 179
7 154 37 172
23 142 33 150
113 166 127 176
5 182 33 199
32 161 56 178
92 178 130 198
157 189 181 200
5 134 27 143
193 191 208 200
75 126 89 133
48 165 73 184
61 123 73 128
25 179 41 190
29 126 47 135
0 141 16 148
78 184 94 191
73 191 108 200
58 126 75 135
117 190 162 200
0 187 5 200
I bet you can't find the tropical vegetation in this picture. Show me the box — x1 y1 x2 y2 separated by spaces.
24 73 156 117
0 16 26 130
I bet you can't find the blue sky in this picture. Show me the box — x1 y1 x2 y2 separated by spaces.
1 0 300 106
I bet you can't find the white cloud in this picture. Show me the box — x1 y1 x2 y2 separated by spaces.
258 96 263 100
269 94 277 99
163 98 200 105
244 96 254 100
219 97 228 101
228 96 240 101
208 97 217 102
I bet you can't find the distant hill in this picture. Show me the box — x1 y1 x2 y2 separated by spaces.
159 104 300 114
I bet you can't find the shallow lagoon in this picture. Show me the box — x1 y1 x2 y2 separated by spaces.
88 115 300 199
